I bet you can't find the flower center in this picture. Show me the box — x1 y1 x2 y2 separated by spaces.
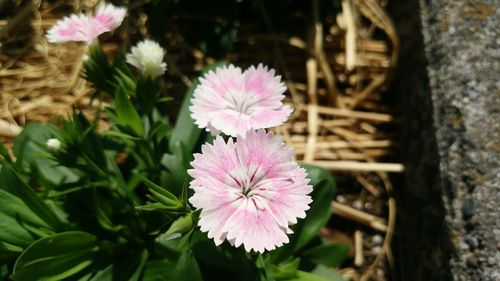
242 184 253 197
227 91 260 115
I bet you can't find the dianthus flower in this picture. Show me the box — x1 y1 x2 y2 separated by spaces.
188 130 312 253
126 39 167 79
190 64 292 137
46 3 126 45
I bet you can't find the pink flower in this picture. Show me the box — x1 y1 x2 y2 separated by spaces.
47 3 126 45
190 64 292 137
188 130 312 253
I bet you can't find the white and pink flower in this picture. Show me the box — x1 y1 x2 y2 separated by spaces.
188 130 312 253
190 64 292 137
46 3 126 45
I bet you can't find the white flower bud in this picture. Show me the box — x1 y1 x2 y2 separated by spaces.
46 138 62 151
126 39 167 79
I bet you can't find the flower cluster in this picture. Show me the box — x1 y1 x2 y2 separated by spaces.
47 4 311 254
47 3 126 45
47 3 167 79
189 65 312 253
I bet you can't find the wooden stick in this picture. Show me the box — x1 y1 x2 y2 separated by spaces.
292 140 392 150
303 160 404 172
354 230 364 267
316 106 393 122
312 0 340 106
342 0 357 71
355 174 381 196
333 202 387 232
360 121 377 134
306 58 318 104
304 104 318 162
349 74 387 108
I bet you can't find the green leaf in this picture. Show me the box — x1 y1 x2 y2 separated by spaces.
12 123 59 169
161 142 189 194
114 85 143 137
0 165 62 231
12 231 99 281
112 249 149 281
135 203 174 212
288 270 342 281
256 254 276 281
115 68 137 95
87 264 113 281
33 158 82 190
272 258 300 280
175 249 203 281
0 240 24 258
0 212 35 247
0 189 55 246
311 265 345 281
294 165 336 251
93 192 123 233
102 130 140 140
141 177 183 209
270 165 335 263
169 61 227 154
301 243 349 267
143 259 176 281
0 189 52 229
192 235 234 270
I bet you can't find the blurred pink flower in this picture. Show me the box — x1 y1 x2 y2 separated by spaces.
188 130 312 253
47 3 126 45
190 64 292 137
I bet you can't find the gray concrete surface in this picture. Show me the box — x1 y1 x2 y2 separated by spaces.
390 0 499 280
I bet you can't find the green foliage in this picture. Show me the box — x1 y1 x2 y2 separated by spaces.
12 232 99 281
301 243 349 268
114 85 144 137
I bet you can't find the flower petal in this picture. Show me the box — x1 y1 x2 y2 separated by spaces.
94 3 127 31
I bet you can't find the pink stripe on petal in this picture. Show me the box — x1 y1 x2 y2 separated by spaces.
94 3 126 31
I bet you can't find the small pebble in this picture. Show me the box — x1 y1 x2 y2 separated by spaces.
462 198 475 220
371 246 382 255
336 195 346 204
466 256 479 268
352 200 363 210
487 257 496 266
372 234 383 245
468 90 480 101
459 241 470 251
465 236 479 250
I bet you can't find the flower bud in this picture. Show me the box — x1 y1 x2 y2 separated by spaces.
126 39 167 79
164 212 195 238
46 138 62 152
